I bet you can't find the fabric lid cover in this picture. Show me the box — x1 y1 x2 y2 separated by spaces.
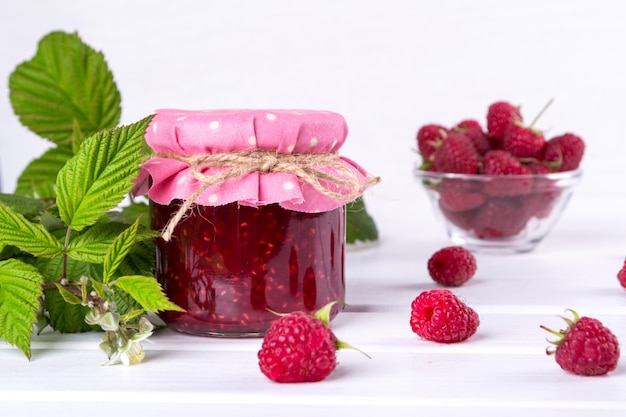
133 109 377 213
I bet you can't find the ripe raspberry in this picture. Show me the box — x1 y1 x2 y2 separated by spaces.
417 124 448 162
541 310 620 376
437 178 486 212
617 260 626 288
502 123 546 158
438 204 478 232
524 161 553 175
258 303 360 383
483 150 530 176
452 120 490 155
543 133 585 172
473 197 529 238
432 132 480 174
427 246 477 287
519 191 559 219
486 101 522 139
410 289 479 343
482 150 532 196
453 119 482 131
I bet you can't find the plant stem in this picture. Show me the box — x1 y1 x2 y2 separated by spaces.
529 98 554 129
61 226 72 280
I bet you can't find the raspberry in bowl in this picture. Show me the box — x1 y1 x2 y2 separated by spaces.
414 168 582 253
414 100 584 253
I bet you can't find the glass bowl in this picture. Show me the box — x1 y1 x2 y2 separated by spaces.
414 168 583 253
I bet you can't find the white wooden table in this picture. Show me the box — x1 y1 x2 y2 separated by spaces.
2 188 625 417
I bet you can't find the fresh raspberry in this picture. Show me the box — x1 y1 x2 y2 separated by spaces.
473 197 529 238
410 289 479 343
451 120 491 155
617 260 626 288
438 204 478 232
453 119 483 131
437 179 486 212
482 150 532 196
486 101 522 139
502 123 546 158
417 124 448 162
483 150 530 175
257 303 359 383
541 310 620 376
439 189 485 212
427 246 477 287
519 191 559 219
543 133 585 172
524 161 553 174
432 132 480 174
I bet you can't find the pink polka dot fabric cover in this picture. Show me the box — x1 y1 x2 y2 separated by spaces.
134 109 374 213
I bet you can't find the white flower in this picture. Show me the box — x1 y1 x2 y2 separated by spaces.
119 340 146 366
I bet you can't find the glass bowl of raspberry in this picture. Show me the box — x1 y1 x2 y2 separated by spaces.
414 168 583 253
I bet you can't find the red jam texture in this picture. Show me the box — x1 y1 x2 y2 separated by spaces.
150 201 345 336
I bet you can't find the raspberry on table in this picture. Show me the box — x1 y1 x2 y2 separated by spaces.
427 246 477 287
541 310 620 376
410 289 480 343
617 260 626 288
258 303 366 383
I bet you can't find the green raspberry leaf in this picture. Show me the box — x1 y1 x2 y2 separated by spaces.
102 218 140 283
8 31 121 146
346 196 379 246
0 259 44 359
115 238 156 278
0 203 64 258
54 283 83 305
56 115 153 232
15 146 75 199
66 221 132 264
44 287 94 333
114 275 184 313
120 201 151 228
0 193 47 219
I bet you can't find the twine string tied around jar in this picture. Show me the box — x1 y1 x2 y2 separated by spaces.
154 150 381 241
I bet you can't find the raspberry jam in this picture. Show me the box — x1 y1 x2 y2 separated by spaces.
151 200 345 337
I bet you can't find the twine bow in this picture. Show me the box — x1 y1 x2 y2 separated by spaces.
154 150 380 241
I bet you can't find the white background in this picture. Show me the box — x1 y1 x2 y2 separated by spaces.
2 2 626 415
2 0 626 241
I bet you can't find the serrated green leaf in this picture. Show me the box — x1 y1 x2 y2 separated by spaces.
121 201 151 228
346 196 379 245
0 193 47 218
103 218 140 283
56 115 153 232
0 203 64 258
66 222 131 263
43 288 93 333
0 259 44 359
71 118 86 155
15 146 74 198
8 31 121 145
119 308 146 324
36 253 94 283
116 238 156 278
54 283 83 305
114 275 184 313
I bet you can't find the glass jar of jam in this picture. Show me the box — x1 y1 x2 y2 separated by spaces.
135 109 378 337
151 201 345 336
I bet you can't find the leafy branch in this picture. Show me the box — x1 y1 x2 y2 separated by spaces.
1 31 182 365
